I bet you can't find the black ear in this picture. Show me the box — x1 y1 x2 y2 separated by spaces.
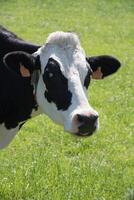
86 55 121 79
3 51 40 77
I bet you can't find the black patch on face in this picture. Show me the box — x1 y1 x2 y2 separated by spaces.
84 65 92 89
43 58 72 111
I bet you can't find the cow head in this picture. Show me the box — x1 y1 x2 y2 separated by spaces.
4 32 121 136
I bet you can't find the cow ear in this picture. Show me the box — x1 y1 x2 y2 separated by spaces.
3 51 40 77
86 55 121 79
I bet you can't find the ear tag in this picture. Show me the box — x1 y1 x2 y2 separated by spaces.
92 67 103 79
20 63 30 77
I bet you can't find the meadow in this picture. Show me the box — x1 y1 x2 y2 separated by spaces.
0 0 134 199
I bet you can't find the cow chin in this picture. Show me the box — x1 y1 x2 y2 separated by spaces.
64 121 99 137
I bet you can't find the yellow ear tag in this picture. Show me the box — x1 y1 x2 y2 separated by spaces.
92 67 103 79
20 63 30 77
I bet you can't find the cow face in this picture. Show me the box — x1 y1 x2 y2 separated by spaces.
4 32 121 137
34 32 98 136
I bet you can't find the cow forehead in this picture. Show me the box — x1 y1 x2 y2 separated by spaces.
40 44 87 76
37 32 83 61
41 50 88 89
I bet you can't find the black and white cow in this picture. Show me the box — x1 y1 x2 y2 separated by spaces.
0 26 121 149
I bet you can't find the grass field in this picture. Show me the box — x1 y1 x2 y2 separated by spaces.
0 0 134 199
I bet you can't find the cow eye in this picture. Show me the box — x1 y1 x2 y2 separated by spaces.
48 73 53 78
45 71 54 79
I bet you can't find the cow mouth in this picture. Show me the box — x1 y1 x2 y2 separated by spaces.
74 129 95 137
75 123 97 137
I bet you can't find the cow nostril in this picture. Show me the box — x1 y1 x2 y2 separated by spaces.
76 114 99 136
77 114 98 124
77 114 86 123
89 114 98 123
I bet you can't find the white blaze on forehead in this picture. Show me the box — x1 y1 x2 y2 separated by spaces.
46 31 81 48
35 31 86 76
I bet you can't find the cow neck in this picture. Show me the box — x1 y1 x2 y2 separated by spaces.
31 70 40 103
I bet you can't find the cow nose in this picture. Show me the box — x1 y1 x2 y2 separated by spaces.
76 114 98 136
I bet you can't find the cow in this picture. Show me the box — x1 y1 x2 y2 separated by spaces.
0 26 121 149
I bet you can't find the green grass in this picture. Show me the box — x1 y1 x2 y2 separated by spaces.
0 0 134 199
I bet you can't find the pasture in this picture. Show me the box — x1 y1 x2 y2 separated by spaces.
0 0 133 199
